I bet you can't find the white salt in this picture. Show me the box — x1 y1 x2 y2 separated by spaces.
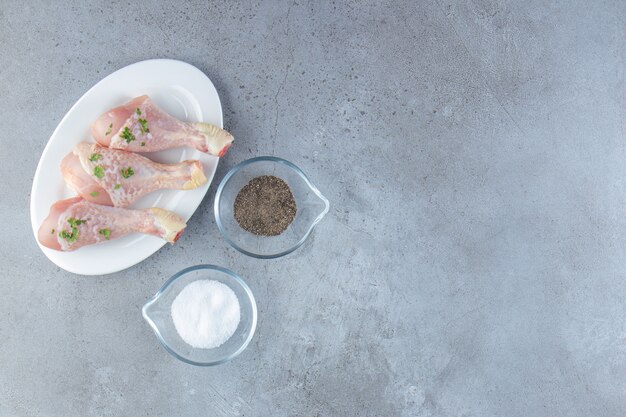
171 280 240 349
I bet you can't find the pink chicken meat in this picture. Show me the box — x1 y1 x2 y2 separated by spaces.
61 142 207 207
92 95 233 156
38 197 186 251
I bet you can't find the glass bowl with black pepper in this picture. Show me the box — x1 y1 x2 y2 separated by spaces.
214 156 329 258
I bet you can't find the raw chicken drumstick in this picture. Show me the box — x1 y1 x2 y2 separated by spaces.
92 95 233 156
38 197 186 251
61 142 207 207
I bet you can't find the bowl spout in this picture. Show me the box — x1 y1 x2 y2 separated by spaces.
309 186 330 227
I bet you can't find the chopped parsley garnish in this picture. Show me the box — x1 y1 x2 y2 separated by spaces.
138 118 149 135
58 217 86 243
120 126 135 144
68 218 86 227
105 123 113 136
121 167 134 178
90 191 99 197
136 107 142 115
89 153 102 162
59 230 74 241
99 228 111 240
141 142 145 146
93 165 105 179
51 228 55 234
114 183 121 190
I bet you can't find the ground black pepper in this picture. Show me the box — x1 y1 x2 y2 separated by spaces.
234 175 297 236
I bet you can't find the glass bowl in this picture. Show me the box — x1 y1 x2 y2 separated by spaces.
214 156 330 258
142 265 257 366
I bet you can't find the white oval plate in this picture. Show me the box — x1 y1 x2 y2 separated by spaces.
30 59 223 275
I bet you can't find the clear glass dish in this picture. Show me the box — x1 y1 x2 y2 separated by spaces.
142 265 257 366
214 156 330 258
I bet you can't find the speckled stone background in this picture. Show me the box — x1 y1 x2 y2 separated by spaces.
1 1 625 416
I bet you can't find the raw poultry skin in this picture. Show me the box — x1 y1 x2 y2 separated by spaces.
92 95 234 156
61 142 207 207
38 197 186 251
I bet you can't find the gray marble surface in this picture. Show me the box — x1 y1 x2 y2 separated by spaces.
1 0 625 416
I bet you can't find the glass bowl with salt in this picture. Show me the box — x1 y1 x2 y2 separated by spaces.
214 156 330 258
142 264 257 366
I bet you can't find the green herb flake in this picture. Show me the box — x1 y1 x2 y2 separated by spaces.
121 167 134 179
51 228 55 234
141 142 145 146
67 218 86 227
89 153 102 162
99 228 111 240
93 165 105 179
120 126 135 144
105 123 113 136
59 217 86 243
138 118 149 135
136 108 142 116
59 230 74 242
114 183 122 190
90 191 99 197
